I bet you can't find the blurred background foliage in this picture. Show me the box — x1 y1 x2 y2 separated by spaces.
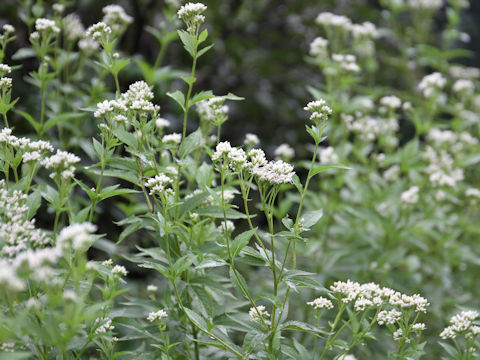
2 0 478 153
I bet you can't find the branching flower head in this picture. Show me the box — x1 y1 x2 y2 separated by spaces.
41 149 80 181
307 296 334 310
35 18 60 34
57 222 97 253
145 174 174 197
304 99 332 123
147 309 168 322
249 305 270 322
86 22 112 43
177 2 207 33
102 5 133 33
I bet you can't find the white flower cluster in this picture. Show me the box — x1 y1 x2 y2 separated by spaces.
330 280 429 313
217 220 235 234
42 149 80 180
407 0 443 10
304 99 332 123
244 133 260 147
86 22 112 42
211 142 295 185
380 95 402 110
377 309 402 325
0 76 12 90
309 37 328 57
319 146 339 164
307 296 334 310
249 305 270 322
145 174 174 197
427 128 478 152
0 63 11 75
162 133 182 144
196 97 229 124
449 66 480 80
147 309 168 322
0 128 54 163
466 188 480 199
316 12 378 39
112 265 128 277
0 181 50 257
453 79 475 95
155 118 170 130
35 18 60 34
102 5 133 32
2 24 14 34
418 72 446 97
94 81 159 127
177 3 207 32
95 318 115 334
424 146 464 188
63 14 85 41
400 186 419 204
57 222 97 252
343 113 399 144
440 310 480 339
274 144 295 160
315 12 351 30
332 54 360 73
383 165 400 182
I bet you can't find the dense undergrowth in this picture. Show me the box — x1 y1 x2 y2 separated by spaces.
1 1 480 359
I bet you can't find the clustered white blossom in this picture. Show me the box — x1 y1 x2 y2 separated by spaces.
418 72 446 98
57 222 97 252
144 174 174 196
78 37 100 53
112 265 128 277
453 79 475 95
147 309 168 322
319 146 339 164
42 149 80 180
0 63 11 75
440 310 480 340
244 133 260 147
196 97 229 124
342 113 399 144
249 305 270 322
309 36 328 57
156 118 171 130
466 188 480 199
177 3 207 32
95 318 115 334
63 14 85 41
330 280 429 313
0 128 54 163
331 54 360 73
147 284 158 292
274 143 295 160
35 18 60 34
427 128 477 152
400 186 419 204
380 95 402 110
315 12 352 30
424 146 464 188
0 181 51 257
406 0 443 10
102 4 133 32
162 133 182 144
217 220 235 234
307 296 334 310
86 22 112 42
304 99 333 122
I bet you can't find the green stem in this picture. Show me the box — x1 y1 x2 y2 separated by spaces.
2 112 8 127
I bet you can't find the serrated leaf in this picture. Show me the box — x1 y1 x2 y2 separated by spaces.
177 30 196 57
231 228 257 258
197 43 214 58
167 90 185 110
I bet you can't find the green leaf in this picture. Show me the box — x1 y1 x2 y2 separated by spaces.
26 188 42 220
310 163 351 177
166 90 185 110
97 185 139 201
301 209 323 228
182 128 203 157
198 29 208 43
181 76 196 86
197 43 214 58
184 307 208 331
44 112 84 132
177 30 196 57
190 90 214 106
231 228 257 258
112 128 138 149
229 267 248 298
223 93 244 101
112 58 130 74
173 254 195 276
14 109 41 133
